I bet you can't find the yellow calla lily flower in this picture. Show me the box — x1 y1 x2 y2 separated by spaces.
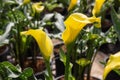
68 0 77 11
62 13 101 45
23 0 30 5
21 29 53 60
103 52 120 80
92 0 105 16
62 0 105 45
32 2 44 16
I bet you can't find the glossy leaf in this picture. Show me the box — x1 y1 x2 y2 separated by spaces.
1 61 21 74
0 61 20 79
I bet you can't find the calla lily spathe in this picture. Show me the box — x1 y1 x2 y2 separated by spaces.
32 2 44 16
68 0 77 11
62 0 105 45
62 13 101 45
103 52 120 80
21 29 53 60
92 0 106 16
62 13 100 45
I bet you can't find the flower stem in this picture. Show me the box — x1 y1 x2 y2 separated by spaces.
65 52 70 80
45 59 53 80
78 66 85 80
65 45 72 80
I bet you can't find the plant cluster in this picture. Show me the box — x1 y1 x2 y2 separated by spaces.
0 0 120 80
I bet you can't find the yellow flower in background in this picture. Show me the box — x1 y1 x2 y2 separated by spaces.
68 0 77 11
62 13 101 45
103 52 120 80
23 0 30 5
32 2 44 16
92 0 106 16
21 29 53 60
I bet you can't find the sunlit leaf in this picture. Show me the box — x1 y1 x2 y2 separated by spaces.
0 22 14 46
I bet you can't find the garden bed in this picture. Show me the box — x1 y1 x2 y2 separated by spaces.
1 0 120 80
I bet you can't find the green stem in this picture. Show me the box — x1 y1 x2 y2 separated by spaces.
86 43 94 80
11 9 21 65
86 64 91 80
65 52 70 80
78 66 84 80
65 42 74 80
87 49 99 80
86 48 99 80
45 59 53 80
72 46 79 79
86 50 93 80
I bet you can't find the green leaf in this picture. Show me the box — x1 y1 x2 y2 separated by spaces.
0 61 37 80
111 7 120 41
0 61 21 79
45 74 50 80
60 49 75 80
1 61 21 73
68 63 75 80
7 10 26 22
59 49 66 65
19 68 36 80
99 61 106 66
0 22 14 46
114 69 120 76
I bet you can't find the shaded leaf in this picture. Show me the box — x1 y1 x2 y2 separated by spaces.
111 7 120 41
59 49 66 65
114 69 120 76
